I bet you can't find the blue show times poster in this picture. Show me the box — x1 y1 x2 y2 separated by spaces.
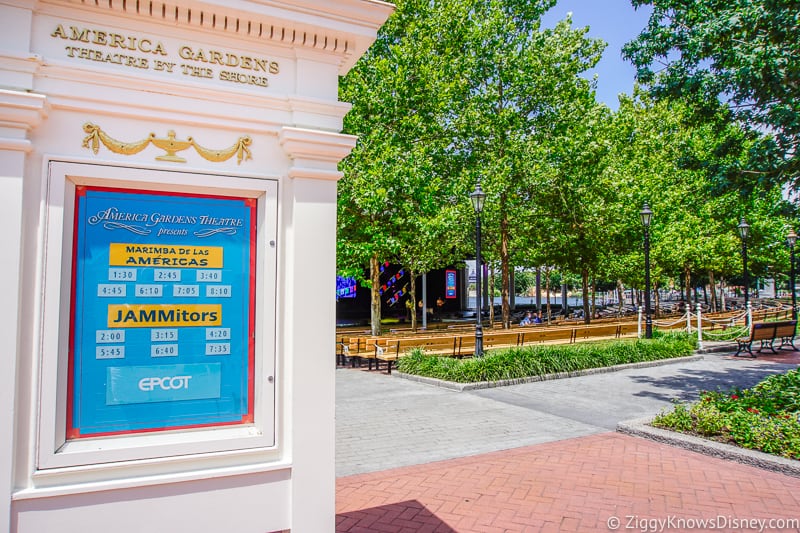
445 269 457 298
68 186 256 438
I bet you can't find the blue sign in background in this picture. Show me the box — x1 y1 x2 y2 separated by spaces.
446 270 457 298
70 187 255 437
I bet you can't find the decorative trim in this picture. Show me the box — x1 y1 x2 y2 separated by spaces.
287 167 344 181
0 89 49 130
81 123 252 164
279 126 357 163
0 137 33 153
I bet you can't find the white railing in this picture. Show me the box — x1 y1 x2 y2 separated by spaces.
638 301 792 346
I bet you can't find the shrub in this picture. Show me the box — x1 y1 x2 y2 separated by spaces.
396 331 696 383
653 369 800 460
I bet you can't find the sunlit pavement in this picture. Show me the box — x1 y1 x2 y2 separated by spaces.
336 348 800 531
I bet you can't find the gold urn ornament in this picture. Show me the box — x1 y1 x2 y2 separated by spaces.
82 123 253 165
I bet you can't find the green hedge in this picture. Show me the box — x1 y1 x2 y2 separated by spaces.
396 331 697 383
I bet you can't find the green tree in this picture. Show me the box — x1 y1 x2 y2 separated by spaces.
338 0 471 335
623 0 800 189
452 4 605 327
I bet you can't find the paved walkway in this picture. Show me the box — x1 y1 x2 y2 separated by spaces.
336 346 800 532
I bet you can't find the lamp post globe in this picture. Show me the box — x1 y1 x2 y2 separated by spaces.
470 183 486 357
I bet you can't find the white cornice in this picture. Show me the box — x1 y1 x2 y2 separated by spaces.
279 126 357 164
52 0 394 73
0 89 49 131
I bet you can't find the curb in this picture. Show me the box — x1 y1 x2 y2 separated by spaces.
395 354 706 392
617 417 800 478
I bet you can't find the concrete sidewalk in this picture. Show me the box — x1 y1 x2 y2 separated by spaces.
336 347 800 531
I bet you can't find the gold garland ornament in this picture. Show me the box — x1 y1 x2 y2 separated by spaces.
82 123 252 165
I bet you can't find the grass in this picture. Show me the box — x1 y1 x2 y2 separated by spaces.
652 369 800 460
396 330 697 383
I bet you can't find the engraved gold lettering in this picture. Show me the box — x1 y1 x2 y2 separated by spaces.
51 24 68 39
210 50 224 65
52 25 168 57
71 27 91 42
52 25 275 74
219 71 268 87
110 33 127 49
92 30 107 46
154 60 176 72
181 64 213 78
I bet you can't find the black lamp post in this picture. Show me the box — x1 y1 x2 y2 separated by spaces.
470 183 486 358
788 229 797 320
640 203 653 339
738 217 750 310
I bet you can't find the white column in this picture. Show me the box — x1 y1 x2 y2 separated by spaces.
0 88 47 532
280 127 356 532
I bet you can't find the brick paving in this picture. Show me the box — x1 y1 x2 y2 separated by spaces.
336 347 800 532
336 432 800 532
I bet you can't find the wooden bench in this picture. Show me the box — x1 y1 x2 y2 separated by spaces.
456 331 522 357
735 320 797 357
519 327 575 345
375 336 459 373
337 336 375 367
775 320 798 351
573 324 622 341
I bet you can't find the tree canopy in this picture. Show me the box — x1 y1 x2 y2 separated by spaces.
338 0 798 333
623 0 800 190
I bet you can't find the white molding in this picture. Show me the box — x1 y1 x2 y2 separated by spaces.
0 89 49 131
0 137 33 152
16 459 292 499
279 126 357 164
286 166 343 181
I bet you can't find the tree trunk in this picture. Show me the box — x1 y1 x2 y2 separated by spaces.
616 280 624 317
500 209 511 329
545 267 552 323
370 254 382 336
684 266 692 309
653 282 660 318
582 267 590 324
489 266 495 328
590 276 596 322
535 267 542 310
410 269 417 332
708 270 717 313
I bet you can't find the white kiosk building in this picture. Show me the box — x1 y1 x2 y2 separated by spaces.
0 1 392 531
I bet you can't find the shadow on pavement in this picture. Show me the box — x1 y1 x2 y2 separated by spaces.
337 500 456 533
629 352 799 402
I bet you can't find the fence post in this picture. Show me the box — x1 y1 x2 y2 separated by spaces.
686 307 692 333
747 301 753 328
696 302 703 350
